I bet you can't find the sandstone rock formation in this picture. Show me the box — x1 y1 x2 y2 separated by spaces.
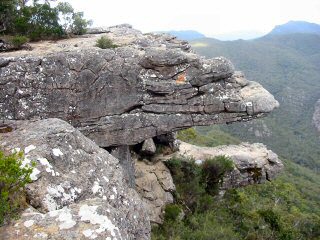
176 141 283 188
0 24 281 239
135 160 175 224
0 118 149 240
313 99 320 133
0 24 279 148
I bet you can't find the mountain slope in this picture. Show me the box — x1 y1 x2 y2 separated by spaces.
190 33 320 170
269 21 320 35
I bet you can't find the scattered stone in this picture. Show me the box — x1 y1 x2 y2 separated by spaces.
141 138 157 156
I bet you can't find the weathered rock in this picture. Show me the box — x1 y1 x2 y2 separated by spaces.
110 145 136 188
0 25 279 148
141 138 157 155
313 99 320 133
176 141 283 188
135 160 175 224
0 118 150 239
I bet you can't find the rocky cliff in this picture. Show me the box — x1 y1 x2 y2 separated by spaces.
313 99 320 134
0 24 281 239
0 24 278 147
0 119 149 239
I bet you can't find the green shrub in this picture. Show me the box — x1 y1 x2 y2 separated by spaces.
201 155 234 195
258 209 281 231
0 150 33 226
164 204 183 222
95 36 118 49
9 35 29 49
177 128 197 142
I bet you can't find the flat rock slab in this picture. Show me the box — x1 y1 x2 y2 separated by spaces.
176 141 284 188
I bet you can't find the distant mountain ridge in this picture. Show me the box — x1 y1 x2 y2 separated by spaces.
269 20 320 35
156 30 206 40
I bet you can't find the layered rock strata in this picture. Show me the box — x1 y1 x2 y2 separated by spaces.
0 25 278 147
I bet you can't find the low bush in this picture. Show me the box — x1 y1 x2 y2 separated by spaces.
164 204 183 222
95 36 118 49
201 155 234 195
0 150 34 226
9 35 29 49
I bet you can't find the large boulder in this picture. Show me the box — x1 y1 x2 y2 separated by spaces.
0 118 150 239
176 141 284 188
0 25 278 148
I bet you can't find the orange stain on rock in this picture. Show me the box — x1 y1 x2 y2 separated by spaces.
176 73 186 84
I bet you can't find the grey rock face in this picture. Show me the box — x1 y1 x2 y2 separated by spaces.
0 25 278 147
0 118 150 239
110 145 136 188
135 159 175 224
177 141 283 188
313 99 320 133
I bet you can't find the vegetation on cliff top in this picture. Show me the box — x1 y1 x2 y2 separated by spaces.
0 0 91 49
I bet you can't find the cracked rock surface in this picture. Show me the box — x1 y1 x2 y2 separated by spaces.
0 24 279 147
135 159 175 225
0 118 150 240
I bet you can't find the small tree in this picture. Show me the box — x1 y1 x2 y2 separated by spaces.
0 150 33 226
71 12 92 35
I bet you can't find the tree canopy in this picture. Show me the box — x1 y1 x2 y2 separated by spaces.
0 0 92 40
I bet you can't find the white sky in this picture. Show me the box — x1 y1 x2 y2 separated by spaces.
61 0 320 37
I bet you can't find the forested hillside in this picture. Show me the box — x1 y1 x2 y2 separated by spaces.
153 128 320 240
191 32 320 170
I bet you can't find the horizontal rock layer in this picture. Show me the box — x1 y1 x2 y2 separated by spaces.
0 25 278 147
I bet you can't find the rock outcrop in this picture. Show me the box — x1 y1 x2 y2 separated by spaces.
176 141 283 188
313 99 320 133
0 24 281 239
0 25 278 147
135 160 175 224
0 118 150 239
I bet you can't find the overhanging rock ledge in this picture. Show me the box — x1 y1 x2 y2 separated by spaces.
0 24 279 147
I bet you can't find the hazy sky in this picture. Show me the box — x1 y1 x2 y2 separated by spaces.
61 0 320 37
